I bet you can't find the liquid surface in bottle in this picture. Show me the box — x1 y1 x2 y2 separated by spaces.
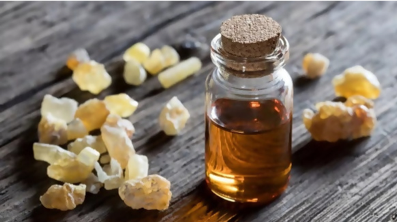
205 98 292 203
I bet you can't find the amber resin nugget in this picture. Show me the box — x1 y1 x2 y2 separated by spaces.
104 93 138 118
75 98 110 131
41 94 78 123
68 135 107 155
158 57 202 88
124 59 147 86
66 48 90 71
67 118 89 140
40 183 86 211
72 61 112 94
101 123 135 169
159 96 190 136
47 147 100 183
332 65 381 99
302 53 329 79
303 95 377 142
123 42 151 64
33 143 76 164
38 114 68 145
143 49 166 75
119 175 172 211
125 154 149 180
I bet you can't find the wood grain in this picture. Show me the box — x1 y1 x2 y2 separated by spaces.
1 1 397 222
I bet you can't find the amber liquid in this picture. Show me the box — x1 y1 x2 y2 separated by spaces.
205 98 292 203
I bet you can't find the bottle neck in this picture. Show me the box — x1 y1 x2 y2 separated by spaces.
211 33 289 82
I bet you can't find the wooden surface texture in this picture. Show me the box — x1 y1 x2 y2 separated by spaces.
1 1 397 222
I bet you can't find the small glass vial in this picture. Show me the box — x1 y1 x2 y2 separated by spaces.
205 15 293 203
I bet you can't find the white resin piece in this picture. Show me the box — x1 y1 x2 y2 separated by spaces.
125 154 149 180
158 57 202 88
101 124 135 169
33 143 76 164
119 175 172 211
123 60 147 86
158 96 190 135
68 135 107 155
41 94 78 123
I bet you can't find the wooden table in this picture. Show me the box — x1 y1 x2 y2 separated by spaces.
1 2 397 221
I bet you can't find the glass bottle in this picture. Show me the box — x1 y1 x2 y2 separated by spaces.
204 33 293 203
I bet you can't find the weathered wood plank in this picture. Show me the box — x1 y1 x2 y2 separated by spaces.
1 1 397 222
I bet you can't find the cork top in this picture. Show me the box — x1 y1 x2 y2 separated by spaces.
220 14 282 57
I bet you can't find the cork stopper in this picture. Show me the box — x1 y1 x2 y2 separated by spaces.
220 14 282 58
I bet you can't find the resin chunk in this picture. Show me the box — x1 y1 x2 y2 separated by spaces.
123 60 147 86
302 53 329 79
33 143 76 164
94 159 124 190
75 98 110 131
72 61 112 94
119 175 172 211
143 49 165 75
66 48 90 71
38 114 68 145
68 135 107 155
332 65 381 99
101 124 135 169
159 96 190 136
99 154 111 164
125 154 149 180
82 173 103 194
103 114 135 138
41 94 78 123
123 42 151 64
161 45 180 68
158 57 202 88
47 147 100 183
104 93 138 118
67 118 89 140
40 183 86 211
303 95 377 142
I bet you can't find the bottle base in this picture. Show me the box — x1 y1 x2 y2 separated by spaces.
205 174 289 204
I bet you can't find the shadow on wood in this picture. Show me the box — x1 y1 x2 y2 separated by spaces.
292 137 371 169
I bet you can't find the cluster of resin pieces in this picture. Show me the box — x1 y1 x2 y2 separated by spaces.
303 96 377 142
301 52 381 142
122 42 202 88
34 93 189 211
35 40 202 211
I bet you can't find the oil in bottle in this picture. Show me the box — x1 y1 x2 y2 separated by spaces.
205 98 292 203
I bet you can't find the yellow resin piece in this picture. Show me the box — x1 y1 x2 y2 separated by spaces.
302 53 329 79
38 114 68 145
72 61 112 94
47 147 100 183
94 159 124 190
103 114 135 138
101 124 135 169
158 57 202 88
83 173 103 194
40 183 86 211
41 94 78 123
161 45 180 68
159 96 190 136
123 59 147 86
123 42 151 64
33 143 76 164
125 154 149 180
119 175 172 211
99 154 111 164
143 49 166 75
75 98 110 131
67 118 89 140
332 65 381 99
67 135 107 155
66 48 90 71
303 95 377 142
104 93 138 118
